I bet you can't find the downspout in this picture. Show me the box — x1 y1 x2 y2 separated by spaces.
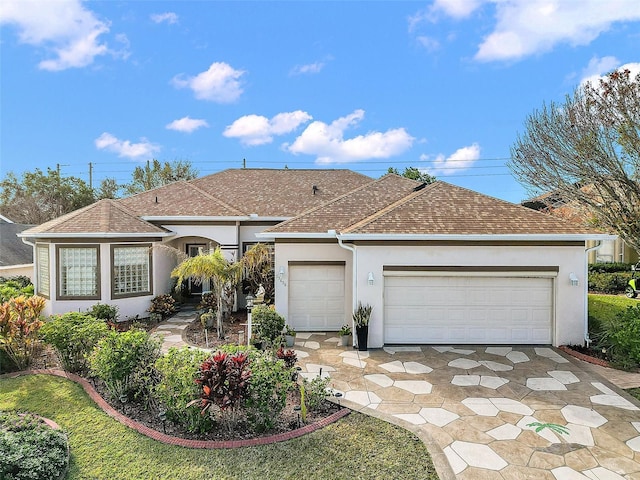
20 237 37 292
584 241 602 346
335 231 357 341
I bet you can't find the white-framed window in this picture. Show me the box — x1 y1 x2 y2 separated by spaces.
36 244 50 297
57 246 100 299
112 245 152 298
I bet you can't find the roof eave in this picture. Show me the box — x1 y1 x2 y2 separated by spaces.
336 233 618 241
256 231 338 239
142 216 290 222
17 232 176 239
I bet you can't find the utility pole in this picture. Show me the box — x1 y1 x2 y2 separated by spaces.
243 158 246 169
88 162 93 190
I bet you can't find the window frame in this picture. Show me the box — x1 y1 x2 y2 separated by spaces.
110 243 153 299
36 243 50 298
56 244 101 301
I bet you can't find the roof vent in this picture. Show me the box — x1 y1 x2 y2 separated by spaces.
155 196 158 203
413 183 428 192
312 185 318 195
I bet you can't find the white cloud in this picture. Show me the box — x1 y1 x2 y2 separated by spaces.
286 110 414 164
290 61 325 76
416 36 440 52
432 0 483 19
95 132 160 159
0 0 115 71
224 111 312 146
166 117 209 133
151 12 178 25
581 60 640 88
422 143 481 176
172 62 245 103
474 1 640 62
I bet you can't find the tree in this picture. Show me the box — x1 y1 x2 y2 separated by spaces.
386 166 436 184
96 178 121 200
0 168 95 224
124 159 198 196
170 248 243 339
509 68 640 253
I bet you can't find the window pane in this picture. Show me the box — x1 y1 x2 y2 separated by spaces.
113 246 150 296
60 247 98 297
36 245 49 296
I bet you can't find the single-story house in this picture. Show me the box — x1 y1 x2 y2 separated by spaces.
18 168 612 347
0 215 34 279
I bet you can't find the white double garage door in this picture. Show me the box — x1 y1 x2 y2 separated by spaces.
288 264 554 344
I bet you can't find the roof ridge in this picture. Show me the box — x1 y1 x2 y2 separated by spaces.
267 173 412 232
186 181 245 215
342 180 438 233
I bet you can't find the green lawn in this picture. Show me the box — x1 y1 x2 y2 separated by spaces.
588 293 638 324
0 375 439 480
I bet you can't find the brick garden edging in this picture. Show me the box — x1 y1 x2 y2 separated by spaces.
1 369 351 448
558 345 612 368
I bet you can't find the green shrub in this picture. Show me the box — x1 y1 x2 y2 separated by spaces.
154 347 212 433
40 312 108 374
0 278 34 303
0 411 68 480
148 294 176 318
592 304 640 370
87 303 119 322
89 329 161 401
588 272 632 294
245 353 293 432
301 375 330 412
588 262 633 273
252 305 285 346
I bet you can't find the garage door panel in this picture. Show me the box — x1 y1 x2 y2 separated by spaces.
288 265 345 331
384 275 553 344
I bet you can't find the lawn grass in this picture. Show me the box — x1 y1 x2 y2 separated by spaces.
0 374 439 480
588 293 638 324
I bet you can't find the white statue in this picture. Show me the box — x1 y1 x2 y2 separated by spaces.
255 284 265 304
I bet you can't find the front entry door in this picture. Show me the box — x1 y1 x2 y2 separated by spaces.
186 244 207 296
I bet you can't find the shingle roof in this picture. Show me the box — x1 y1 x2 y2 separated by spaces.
268 179 603 236
189 169 372 217
0 223 34 266
118 181 244 217
267 174 421 233
20 199 170 236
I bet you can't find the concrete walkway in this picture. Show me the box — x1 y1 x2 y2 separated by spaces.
152 313 640 480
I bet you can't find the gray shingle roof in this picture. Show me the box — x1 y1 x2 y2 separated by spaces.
0 223 34 266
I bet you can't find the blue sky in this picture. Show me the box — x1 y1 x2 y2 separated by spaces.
1 1 639 203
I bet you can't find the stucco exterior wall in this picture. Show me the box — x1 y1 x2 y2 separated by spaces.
274 242 353 327
0 264 33 280
276 241 588 348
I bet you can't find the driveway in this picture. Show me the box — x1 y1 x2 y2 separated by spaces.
294 333 640 480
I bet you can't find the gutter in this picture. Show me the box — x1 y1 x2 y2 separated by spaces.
584 241 603 346
20 237 36 292
17 232 175 239
335 231 357 345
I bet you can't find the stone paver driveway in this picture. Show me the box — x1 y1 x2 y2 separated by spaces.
294 333 640 480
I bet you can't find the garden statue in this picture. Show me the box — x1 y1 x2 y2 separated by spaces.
255 284 265 304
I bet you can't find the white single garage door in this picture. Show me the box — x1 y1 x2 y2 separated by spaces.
384 275 553 344
288 264 345 331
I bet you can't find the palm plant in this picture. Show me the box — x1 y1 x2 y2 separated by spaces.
171 248 243 338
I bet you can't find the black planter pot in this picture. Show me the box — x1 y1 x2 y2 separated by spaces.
356 325 368 351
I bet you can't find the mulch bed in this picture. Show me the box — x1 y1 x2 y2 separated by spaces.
559 344 613 368
183 311 248 349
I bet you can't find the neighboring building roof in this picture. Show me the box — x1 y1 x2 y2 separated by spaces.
0 222 34 266
19 199 172 238
266 180 607 238
119 181 244 218
267 174 421 233
189 168 373 217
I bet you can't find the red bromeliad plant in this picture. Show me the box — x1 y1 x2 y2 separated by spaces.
189 351 251 428
0 295 46 370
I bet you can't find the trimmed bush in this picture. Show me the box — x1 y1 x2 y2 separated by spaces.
40 312 108 374
588 272 632 294
89 329 161 401
252 305 285 346
588 262 634 273
148 294 176 319
0 411 68 480
154 347 213 433
245 354 293 432
87 303 119 322
0 277 34 303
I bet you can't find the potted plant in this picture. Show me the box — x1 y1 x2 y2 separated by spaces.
338 324 352 346
353 302 373 351
200 308 215 330
283 325 296 347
